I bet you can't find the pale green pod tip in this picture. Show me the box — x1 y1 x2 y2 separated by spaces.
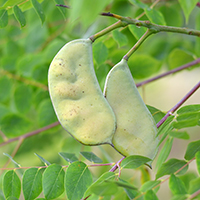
48 38 116 146
104 58 159 163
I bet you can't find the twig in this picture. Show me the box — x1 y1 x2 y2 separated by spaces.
0 121 60 147
189 189 200 199
156 81 200 128
56 4 70 8
136 58 200 87
109 157 125 172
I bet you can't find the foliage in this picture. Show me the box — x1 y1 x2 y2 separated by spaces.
0 0 200 200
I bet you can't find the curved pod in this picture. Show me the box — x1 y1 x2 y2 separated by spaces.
104 59 159 160
48 39 116 145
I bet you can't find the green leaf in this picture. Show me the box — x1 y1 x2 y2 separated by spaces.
169 174 187 195
65 161 93 200
80 152 103 163
145 8 166 25
34 153 51 166
140 180 161 192
129 54 161 79
184 140 200 160
84 172 116 198
129 25 147 40
31 0 45 24
188 177 200 194
144 190 158 200
37 99 57 127
168 48 194 70
43 164 65 199
3 153 21 168
0 104 10 120
178 0 199 23
93 41 108 66
156 159 188 179
22 168 42 200
59 152 78 163
54 0 68 19
0 76 12 102
0 114 32 137
13 5 26 27
14 84 32 113
146 105 165 124
0 9 8 28
110 180 137 190
112 29 128 47
169 131 190 140
121 155 151 169
169 195 188 200
156 137 173 170
129 0 149 9
196 151 200 175
177 104 200 114
3 170 21 199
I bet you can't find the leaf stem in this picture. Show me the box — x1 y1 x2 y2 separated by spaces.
109 157 125 172
102 12 200 37
123 29 154 61
156 81 200 128
89 20 126 42
136 58 200 87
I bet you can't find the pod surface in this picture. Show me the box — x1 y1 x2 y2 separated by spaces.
48 39 116 145
104 59 159 159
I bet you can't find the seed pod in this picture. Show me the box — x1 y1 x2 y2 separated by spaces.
104 59 159 160
48 39 116 145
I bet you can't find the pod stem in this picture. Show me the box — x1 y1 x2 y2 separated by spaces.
89 20 126 42
123 29 154 61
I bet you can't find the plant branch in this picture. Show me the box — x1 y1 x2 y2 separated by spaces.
0 121 60 147
123 29 154 61
101 12 200 37
109 157 125 172
56 4 70 8
136 58 200 87
189 189 200 199
156 81 200 128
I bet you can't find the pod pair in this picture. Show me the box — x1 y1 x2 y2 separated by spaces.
48 39 159 160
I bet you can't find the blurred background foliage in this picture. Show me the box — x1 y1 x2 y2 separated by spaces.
0 0 200 199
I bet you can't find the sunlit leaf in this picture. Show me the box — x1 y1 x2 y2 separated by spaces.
145 8 166 25
140 180 161 192
80 152 103 163
144 190 158 200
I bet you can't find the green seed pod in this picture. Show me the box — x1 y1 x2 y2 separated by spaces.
48 38 116 145
104 58 159 160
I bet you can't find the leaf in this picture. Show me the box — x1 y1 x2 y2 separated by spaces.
177 104 200 114
54 0 68 19
156 137 173 170
129 54 161 79
196 151 200 175
146 106 165 124
178 0 199 23
168 48 194 70
129 25 147 40
169 131 190 140
65 161 93 200
144 190 158 200
3 153 21 168
43 164 65 199
140 180 161 192
0 104 10 120
169 174 187 195
93 41 108 66
156 159 188 179
170 195 188 200
0 9 8 28
184 140 200 160
129 0 149 9
145 8 166 25
3 170 21 199
0 114 32 137
34 153 51 166
59 152 79 163
13 5 26 27
84 172 116 198
109 180 137 190
37 99 57 127
22 168 42 200
14 84 32 113
31 0 45 24
80 152 103 163
188 177 200 194
0 76 12 102
112 29 128 47
121 155 151 169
